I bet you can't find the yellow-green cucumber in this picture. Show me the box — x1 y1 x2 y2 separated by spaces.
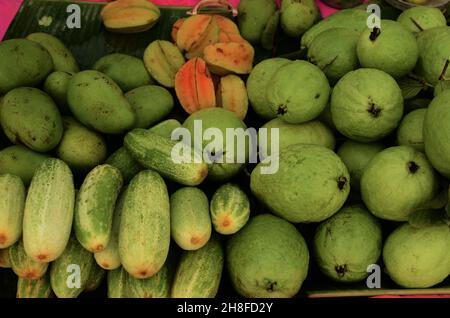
23 158 75 263
0 174 25 248
171 237 224 298
0 247 11 268
94 188 126 270
74 164 123 252
107 267 128 298
106 119 182 182
170 187 211 250
9 239 49 280
126 261 171 298
124 129 208 186
16 272 52 298
210 183 250 235
85 263 106 292
50 236 96 298
119 170 170 279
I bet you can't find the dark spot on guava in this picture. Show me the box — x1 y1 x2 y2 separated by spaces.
367 102 381 118
408 161 419 174
277 105 287 115
326 226 332 237
265 281 277 292
337 176 347 190
315 93 320 99
369 27 381 41
335 264 348 277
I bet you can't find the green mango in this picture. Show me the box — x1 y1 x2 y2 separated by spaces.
67 70 136 134
237 0 277 44
44 71 74 115
396 108 426 152
93 53 153 92
0 87 63 152
0 39 53 95
397 7 447 33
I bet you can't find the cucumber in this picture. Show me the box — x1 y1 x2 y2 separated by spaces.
23 158 75 263
74 164 123 252
9 240 49 280
0 145 49 185
50 236 96 298
119 170 170 279
210 183 250 235
94 188 126 270
126 261 171 298
85 263 106 292
0 247 11 268
124 129 208 186
171 237 224 298
0 174 25 248
106 119 182 182
107 267 128 298
170 187 211 250
16 272 52 298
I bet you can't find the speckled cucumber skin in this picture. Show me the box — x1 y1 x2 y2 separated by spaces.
210 183 250 235
127 262 171 298
0 247 11 268
17 273 52 298
171 237 224 298
23 158 75 263
85 263 106 292
50 236 96 298
9 240 49 280
0 174 25 248
119 170 170 279
170 187 212 250
107 267 128 298
74 164 123 253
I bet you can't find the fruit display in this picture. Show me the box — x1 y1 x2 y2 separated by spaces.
1 0 450 300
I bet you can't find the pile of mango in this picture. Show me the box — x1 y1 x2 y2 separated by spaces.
1 0 450 299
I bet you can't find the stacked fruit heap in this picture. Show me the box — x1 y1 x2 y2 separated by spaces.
1 0 450 298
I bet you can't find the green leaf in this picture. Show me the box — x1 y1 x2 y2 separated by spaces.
398 76 425 100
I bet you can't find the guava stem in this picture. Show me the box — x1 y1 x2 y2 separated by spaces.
409 18 424 31
439 59 450 81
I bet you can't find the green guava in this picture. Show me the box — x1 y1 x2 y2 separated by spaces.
307 28 360 84
259 118 335 157
226 214 310 298
250 144 350 223
182 108 252 182
383 223 450 288
356 20 419 79
423 89 450 178
313 205 382 283
267 60 330 124
237 0 277 44
331 68 404 142
281 0 319 37
434 80 450 97
397 7 447 33
396 108 426 152
416 27 450 85
337 141 384 191
361 146 439 221
247 58 291 120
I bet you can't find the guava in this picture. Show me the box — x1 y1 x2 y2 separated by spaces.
182 108 252 182
226 214 310 298
416 27 450 85
361 146 439 221
250 144 350 223
307 28 360 84
356 20 418 78
397 7 447 34
337 141 384 191
246 58 291 120
281 0 319 37
383 223 450 288
237 0 277 44
259 118 335 157
423 90 450 178
331 68 404 142
434 79 450 97
267 60 330 124
396 108 426 152
313 205 382 283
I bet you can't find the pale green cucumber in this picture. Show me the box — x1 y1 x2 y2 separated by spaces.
9 240 49 280
74 164 123 252
16 272 52 298
85 263 106 292
124 129 208 186
0 174 25 248
170 187 211 250
126 261 171 298
107 267 128 298
23 158 75 263
119 170 170 279
0 247 11 268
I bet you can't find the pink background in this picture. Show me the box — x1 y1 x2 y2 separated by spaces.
0 0 338 40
